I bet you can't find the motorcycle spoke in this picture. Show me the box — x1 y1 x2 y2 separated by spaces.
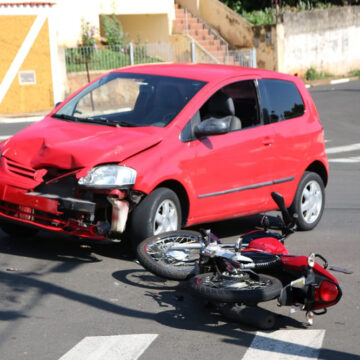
203 274 268 291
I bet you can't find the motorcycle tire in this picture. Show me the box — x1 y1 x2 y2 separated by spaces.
189 272 282 303
136 230 204 281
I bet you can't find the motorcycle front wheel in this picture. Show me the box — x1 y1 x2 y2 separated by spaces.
136 230 203 280
189 272 282 303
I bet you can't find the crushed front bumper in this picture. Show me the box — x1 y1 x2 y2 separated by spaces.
0 185 105 239
0 156 132 240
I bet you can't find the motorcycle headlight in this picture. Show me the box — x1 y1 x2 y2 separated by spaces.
78 165 137 189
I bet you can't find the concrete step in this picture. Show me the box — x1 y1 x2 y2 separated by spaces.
173 3 234 65
188 28 209 38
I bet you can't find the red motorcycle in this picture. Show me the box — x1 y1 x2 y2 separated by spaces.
137 192 342 328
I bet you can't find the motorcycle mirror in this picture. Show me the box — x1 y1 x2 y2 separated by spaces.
271 192 292 225
306 311 314 326
308 253 316 268
260 215 270 230
235 237 243 252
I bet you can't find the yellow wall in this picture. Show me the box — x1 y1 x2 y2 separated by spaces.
0 15 53 114
116 14 170 43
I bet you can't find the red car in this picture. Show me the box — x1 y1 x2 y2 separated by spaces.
0 63 328 247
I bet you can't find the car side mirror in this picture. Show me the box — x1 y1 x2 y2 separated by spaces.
194 118 231 138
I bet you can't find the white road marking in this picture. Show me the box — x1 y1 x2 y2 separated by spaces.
329 156 360 163
326 143 360 154
0 135 11 141
58 334 158 360
330 78 350 85
242 330 325 360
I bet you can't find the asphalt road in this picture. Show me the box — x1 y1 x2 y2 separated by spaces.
0 80 359 360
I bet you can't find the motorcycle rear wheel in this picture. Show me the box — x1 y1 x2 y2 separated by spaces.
136 230 203 280
189 272 282 303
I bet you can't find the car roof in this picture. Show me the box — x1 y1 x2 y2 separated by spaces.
113 63 296 83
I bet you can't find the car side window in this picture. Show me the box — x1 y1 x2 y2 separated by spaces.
220 80 260 128
199 80 260 129
258 79 305 123
180 80 260 142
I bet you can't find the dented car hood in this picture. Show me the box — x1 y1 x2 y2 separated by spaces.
1 117 163 170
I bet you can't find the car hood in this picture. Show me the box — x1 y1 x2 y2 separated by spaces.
2 117 163 170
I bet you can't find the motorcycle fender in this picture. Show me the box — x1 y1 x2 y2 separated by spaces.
281 255 308 271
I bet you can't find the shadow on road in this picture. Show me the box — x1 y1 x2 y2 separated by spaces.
0 213 267 264
0 267 358 360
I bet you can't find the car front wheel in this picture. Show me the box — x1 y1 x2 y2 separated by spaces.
128 187 182 248
290 171 325 231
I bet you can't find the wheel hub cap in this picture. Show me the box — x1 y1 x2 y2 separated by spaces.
153 199 178 235
301 180 322 224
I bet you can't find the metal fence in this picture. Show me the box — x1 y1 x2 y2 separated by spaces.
65 42 256 73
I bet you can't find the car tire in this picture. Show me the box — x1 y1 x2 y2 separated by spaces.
0 221 38 238
128 187 182 249
290 171 325 231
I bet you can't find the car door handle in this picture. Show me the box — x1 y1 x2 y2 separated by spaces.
262 137 274 146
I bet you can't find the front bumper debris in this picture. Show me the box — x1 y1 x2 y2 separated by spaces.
0 185 129 240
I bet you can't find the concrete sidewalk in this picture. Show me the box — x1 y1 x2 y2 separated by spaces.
0 110 49 123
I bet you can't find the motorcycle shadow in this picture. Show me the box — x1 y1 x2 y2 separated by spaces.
113 268 307 331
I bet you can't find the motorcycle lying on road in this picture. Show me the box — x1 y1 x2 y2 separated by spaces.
136 192 342 329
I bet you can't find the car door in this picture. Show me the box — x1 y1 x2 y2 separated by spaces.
257 78 309 202
183 79 277 224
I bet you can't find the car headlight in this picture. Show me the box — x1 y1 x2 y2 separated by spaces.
78 165 137 189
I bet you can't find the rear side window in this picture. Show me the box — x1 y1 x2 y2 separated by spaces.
259 79 305 123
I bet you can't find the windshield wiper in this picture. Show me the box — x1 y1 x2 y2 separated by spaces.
83 117 138 127
52 114 137 127
78 117 120 127
52 113 81 122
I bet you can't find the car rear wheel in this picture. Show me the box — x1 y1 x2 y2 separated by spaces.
128 187 182 249
290 171 325 231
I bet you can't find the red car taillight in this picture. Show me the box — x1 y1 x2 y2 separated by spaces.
318 281 339 302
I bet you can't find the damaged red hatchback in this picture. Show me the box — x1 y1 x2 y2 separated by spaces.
0 63 328 247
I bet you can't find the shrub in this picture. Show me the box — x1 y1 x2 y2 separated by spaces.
305 67 317 81
81 19 97 47
101 14 125 46
305 67 332 80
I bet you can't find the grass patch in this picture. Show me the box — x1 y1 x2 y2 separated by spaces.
350 70 360 77
305 67 333 81
241 8 275 25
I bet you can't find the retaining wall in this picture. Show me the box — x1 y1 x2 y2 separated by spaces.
254 6 360 76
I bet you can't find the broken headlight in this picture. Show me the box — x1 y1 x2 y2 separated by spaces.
78 165 137 189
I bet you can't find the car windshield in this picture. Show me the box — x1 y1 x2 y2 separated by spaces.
53 73 206 127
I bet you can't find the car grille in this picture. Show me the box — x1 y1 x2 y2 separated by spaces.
0 200 64 227
6 158 37 180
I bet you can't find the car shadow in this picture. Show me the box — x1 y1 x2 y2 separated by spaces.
0 213 275 263
0 229 134 264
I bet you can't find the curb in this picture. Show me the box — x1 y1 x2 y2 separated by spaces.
0 115 44 123
0 110 48 124
305 76 358 88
